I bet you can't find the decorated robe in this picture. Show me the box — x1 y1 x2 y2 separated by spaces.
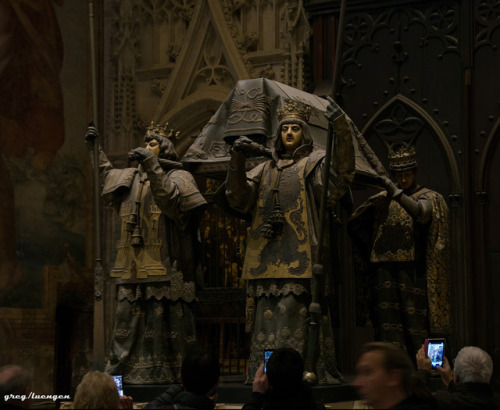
349 185 451 355
225 114 355 384
96 149 207 384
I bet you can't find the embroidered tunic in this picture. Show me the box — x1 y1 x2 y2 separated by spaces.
225 113 356 384
350 185 451 354
243 156 313 280
96 147 207 384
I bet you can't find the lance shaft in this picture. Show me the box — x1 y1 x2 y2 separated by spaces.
89 1 105 371
306 0 348 380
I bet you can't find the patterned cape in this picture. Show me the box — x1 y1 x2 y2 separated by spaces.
349 186 451 335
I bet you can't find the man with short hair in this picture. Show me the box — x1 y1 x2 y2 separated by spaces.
0 364 32 409
353 342 436 409
144 347 220 409
416 345 500 409
242 347 326 410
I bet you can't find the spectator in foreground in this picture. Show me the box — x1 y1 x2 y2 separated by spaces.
352 341 437 409
72 370 133 409
416 344 500 409
0 365 32 409
144 347 220 409
241 347 325 410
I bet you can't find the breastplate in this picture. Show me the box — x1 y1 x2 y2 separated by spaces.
110 177 169 281
242 157 313 280
370 199 415 263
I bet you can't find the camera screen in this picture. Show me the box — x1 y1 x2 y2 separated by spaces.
113 375 124 396
264 349 274 373
427 341 444 368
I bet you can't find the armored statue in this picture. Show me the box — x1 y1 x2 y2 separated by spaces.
224 97 356 384
86 122 207 384
349 142 451 356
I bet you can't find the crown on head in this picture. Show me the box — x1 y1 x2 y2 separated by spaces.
388 143 417 172
146 121 180 140
277 100 312 123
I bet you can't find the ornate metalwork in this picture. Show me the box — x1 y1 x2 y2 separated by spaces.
341 3 460 97
373 102 424 147
476 0 500 50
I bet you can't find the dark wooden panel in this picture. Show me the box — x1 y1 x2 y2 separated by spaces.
306 0 500 369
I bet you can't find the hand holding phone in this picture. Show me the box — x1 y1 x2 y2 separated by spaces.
264 349 274 373
113 374 124 396
426 338 445 369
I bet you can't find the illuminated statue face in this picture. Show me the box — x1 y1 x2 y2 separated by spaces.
394 169 416 190
145 138 160 157
280 123 303 154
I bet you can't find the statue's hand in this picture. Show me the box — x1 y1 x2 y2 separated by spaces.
379 175 403 198
324 96 343 122
232 136 254 153
85 124 99 143
231 136 270 158
128 147 154 162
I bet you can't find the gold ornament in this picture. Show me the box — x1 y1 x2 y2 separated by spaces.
146 120 180 140
277 100 312 123
303 371 318 384
388 142 417 172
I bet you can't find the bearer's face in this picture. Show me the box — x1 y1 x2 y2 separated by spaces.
394 169 416 190
145 138 160 157
281 123 303 153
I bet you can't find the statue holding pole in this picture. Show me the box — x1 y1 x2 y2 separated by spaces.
85 122 207 384
348 142 451 357
88 0 105 371
224 96 356 384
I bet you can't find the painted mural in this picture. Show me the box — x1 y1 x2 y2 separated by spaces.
0 0 87 307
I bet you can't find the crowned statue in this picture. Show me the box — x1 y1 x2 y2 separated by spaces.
223 97 357 384
85 121 207 384
349 142 451 356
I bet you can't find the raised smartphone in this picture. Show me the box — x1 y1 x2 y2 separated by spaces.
264 349 274 373
426 338 445 368
112 374 124 396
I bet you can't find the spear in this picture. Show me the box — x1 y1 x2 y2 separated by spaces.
89 1 105 371
305 0 348 382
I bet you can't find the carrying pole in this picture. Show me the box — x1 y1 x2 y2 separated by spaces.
331 0 347 100
89 0 105 371
305 0 348 382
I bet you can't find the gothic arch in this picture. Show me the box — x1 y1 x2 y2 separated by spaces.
478 118 500 191
360 94 461 194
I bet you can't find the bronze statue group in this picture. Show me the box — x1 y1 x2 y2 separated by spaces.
85 93 450 387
